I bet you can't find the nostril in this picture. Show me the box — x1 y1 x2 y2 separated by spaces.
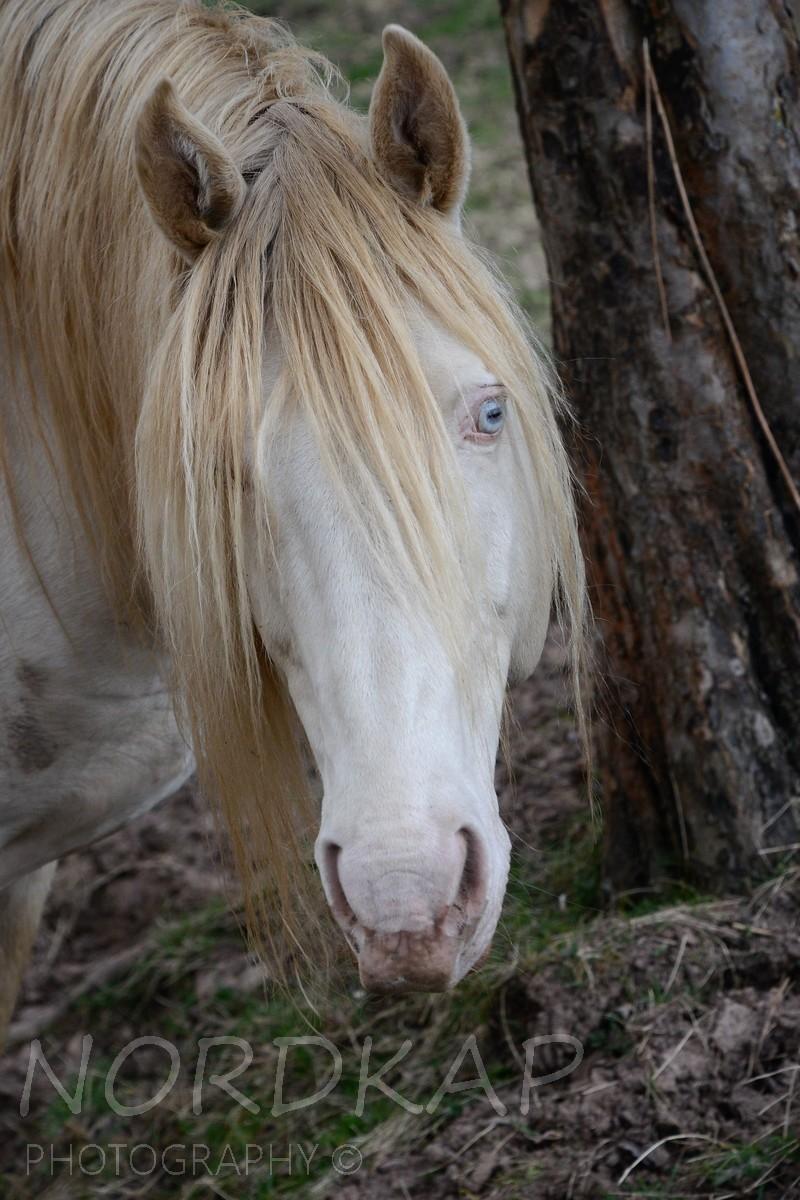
455 827 487 921
320 827 489 954
320 841 357 929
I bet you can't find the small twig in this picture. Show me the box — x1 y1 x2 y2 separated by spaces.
652 1024 696 1081
499 983 528 1075
743 1064 800 1087
642 40 800 518
568 1139 614 1200
579 1079 618 1096
749 977 789 1077
617 1133 718 1185
663 931 690 996
644 40 671 341
577 946 596 988
668 770 689 863
456 1117 509 1158
760 796 800 837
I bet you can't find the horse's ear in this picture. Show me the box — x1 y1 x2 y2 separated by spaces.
135 79 246 261
369 25 470 220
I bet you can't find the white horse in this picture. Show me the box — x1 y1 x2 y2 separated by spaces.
0 0 585 1041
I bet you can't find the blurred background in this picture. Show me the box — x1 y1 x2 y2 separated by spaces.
253 0 550 332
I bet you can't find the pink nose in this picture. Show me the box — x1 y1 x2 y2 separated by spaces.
319 828 486 993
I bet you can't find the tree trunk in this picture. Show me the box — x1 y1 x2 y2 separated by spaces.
500 0 800 892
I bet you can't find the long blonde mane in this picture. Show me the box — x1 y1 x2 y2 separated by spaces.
0 0 587 971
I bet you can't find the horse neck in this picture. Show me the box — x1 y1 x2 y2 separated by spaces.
2 171 171 626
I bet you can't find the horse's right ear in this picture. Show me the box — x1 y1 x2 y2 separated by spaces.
369 25 470 220
135 79 246 262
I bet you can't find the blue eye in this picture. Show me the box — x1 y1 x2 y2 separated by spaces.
477 396 506 435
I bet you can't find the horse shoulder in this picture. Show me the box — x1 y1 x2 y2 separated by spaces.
0 371 194 889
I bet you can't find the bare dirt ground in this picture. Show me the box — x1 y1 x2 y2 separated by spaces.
344 877 800 1199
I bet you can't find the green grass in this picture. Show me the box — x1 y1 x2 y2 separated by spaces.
692 1135 800 1196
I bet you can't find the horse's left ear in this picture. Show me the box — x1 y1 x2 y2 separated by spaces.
369 25 470 220
135 79 246 262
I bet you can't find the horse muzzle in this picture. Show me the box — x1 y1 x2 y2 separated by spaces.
316 822 504 992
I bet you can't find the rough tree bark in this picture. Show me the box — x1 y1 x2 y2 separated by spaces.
500 0 800 891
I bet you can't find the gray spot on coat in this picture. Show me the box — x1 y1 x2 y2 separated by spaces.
8 709 57 772
16 661 47 697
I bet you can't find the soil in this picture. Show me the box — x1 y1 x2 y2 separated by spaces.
350 880 800 1198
